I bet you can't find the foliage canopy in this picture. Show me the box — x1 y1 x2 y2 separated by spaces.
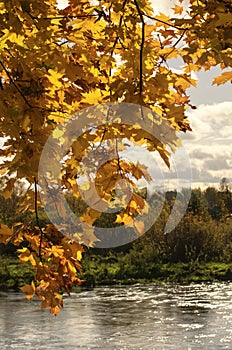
0 0 231 314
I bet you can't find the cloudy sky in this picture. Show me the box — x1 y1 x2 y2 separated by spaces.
149 0 232 189
57 0 231 190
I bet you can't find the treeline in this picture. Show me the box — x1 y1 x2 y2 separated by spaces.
0 185 232 286
80 185 232 284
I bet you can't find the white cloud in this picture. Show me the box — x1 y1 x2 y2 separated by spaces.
57 0 68 9
121 101 232 190
151 0 190 15
180 102 232 186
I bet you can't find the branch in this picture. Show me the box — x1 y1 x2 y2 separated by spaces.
134 0 145 97
115 138 123 178
142 13 187 31
0 60 33 108
157 28 188 67
34 177 44 261
95 104 111 150
42 176 63 224
110 0 127 56
0 61 69 117
28 14 99 21
109 0 127 99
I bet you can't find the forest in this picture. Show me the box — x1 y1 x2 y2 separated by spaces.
1 180 232 290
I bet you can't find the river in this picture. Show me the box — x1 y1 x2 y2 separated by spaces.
0 283 232 349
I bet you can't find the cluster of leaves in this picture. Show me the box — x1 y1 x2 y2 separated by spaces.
0 0 231 314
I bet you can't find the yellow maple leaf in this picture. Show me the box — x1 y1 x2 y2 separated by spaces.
52 128 64 139
173 5 183 15
80 208 101 226
81 89 107 105
77 250 82 261
17 247 37 266
50 305 61 316
155 13 171 26
46 69 63 88
212 71 232 85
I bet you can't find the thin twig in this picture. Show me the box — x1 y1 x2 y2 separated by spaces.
42 176 63 224
142 13 187 30
115 138 123 178
110 1 127 55
109 0 127 100
0 60 32 108
34 177 44 261
134 0 145 97
26 11 40 30
157 28 187 67
28 14 99 21
95 104 111 150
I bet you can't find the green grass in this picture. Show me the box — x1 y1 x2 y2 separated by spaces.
0 255 34 290
1 254 232 291
81 257 232 286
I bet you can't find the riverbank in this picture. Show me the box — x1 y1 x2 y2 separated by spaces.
1 255 232 291
81 256 232 286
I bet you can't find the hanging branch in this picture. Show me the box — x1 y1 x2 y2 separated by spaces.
95 104 111 150
110 0 128 56
133 0 145 120
115 138 124 178
142 13 187 30
109 0 128 99
134 0 145 97
157 28 188 67
0 59 69 118
0 60 33 108
34 177 44 261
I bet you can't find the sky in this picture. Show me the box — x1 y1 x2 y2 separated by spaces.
56 0 231 190
146 0 232 189
151 0 232 189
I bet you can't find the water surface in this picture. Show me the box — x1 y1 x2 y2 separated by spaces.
1 283 232 349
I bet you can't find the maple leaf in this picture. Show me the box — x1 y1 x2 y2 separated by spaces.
81 89 108 105
212 71 232 85
46 69 63 89
173 5 183 15
0 223 13 244
21 281 36 300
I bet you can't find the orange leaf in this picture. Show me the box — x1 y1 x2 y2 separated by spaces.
21 281 35 300
50 305 61 316
0 223 13 244
173 5 183 15
212 71 232 86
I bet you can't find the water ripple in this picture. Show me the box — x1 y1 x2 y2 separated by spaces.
1 282 232 349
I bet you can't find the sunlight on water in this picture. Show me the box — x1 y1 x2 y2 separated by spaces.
1 283 232 349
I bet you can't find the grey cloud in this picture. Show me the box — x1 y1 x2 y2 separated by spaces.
190 150 214 160
204 158 230 171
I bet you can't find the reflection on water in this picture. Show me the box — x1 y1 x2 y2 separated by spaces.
1 283 232 349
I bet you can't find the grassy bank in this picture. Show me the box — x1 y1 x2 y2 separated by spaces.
0 255 35 290
81 255 232 285
1 254 232 291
